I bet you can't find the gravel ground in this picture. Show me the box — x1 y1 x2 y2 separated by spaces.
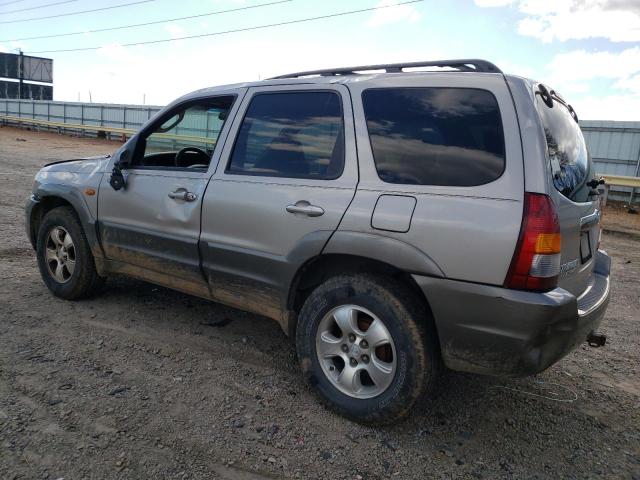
1 126 639 480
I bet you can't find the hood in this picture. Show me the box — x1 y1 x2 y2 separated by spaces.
42 155 112 174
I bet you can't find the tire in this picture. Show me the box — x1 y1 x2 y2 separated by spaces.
296 273 439 424
36 206 105 299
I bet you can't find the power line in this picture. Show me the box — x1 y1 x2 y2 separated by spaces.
0 0 156 24
26 0 426 54
0 0 76 15
1 0 292 42
0 0 28 7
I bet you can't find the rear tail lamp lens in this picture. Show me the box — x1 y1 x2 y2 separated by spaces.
505 193 562 291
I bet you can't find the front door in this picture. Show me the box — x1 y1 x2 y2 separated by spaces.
98 93 242 298
200 85 358 321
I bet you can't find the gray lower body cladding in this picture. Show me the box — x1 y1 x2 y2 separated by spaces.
25 195 38 249
414 250 611 376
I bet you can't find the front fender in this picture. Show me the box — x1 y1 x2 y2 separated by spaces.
29 182 103 259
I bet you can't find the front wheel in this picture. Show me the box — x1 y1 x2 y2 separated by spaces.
36 206 105 299
296 274 439 424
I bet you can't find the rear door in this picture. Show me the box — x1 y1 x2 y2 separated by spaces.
199 84 358 321
338 73 524 286
534 87 599 296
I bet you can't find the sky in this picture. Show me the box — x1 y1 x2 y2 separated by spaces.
1 0 639 120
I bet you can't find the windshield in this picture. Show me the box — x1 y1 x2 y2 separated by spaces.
535 88 591 202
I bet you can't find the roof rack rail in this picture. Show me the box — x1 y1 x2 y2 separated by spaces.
269 59 502 79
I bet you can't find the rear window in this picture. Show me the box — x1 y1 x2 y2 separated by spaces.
535 92 590 201
362 87 505 186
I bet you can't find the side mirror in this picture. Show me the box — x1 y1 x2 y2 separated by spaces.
118 149 131 168
109 149 130 191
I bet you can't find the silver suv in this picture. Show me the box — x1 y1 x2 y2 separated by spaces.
26 59 611 423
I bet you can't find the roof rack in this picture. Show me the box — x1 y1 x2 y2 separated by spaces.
269 59 502 79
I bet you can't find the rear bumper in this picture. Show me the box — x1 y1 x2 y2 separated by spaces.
413 250 611 376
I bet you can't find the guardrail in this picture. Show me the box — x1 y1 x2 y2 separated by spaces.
2 111 638 205
599 174 640 206
0 114 217 145
1 113 135 139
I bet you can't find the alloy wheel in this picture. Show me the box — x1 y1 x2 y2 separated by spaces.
45 226 76 284
315 304 396 399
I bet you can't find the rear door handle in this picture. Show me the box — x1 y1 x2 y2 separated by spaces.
286 202 325 217
168 189 197 202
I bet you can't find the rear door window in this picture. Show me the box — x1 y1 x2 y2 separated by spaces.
535 92 590 202
227 91 344 179
362 87 505 186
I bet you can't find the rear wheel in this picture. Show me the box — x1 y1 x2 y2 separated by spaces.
36 207 105 299
296 274 439 424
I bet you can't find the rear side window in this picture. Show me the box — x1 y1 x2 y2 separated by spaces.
535 93 590 201
227 91 344 179
362 87 505 186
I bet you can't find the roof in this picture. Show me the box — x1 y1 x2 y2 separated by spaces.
182 58 506 100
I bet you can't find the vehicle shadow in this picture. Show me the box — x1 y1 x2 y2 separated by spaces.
98 276 587 424
75 276 624 478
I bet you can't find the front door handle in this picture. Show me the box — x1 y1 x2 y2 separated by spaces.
168 189 197 202
286 201 325 217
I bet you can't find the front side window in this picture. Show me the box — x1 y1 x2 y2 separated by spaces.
535 92 590 201
133 96 234 170
362 87 505 186
227 91 344 179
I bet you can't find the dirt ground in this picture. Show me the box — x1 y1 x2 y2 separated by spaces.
1 126 639 480
601 201 640 239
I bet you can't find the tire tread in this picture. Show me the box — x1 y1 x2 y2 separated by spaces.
296 273 439 424
36 206 104 300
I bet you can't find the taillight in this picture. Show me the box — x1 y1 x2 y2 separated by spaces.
504 193 561 291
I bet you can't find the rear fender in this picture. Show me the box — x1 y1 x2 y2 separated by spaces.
322 231 445 277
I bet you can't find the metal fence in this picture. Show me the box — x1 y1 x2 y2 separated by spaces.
2 99 639 201
581 120 640 202
0 98 162 136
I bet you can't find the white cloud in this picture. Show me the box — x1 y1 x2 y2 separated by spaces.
539 47 640 120
478 0 640 42
367 0 421 28
614 73 640 94
573 94 640 121
53 37 444 105
473 0 513 6
545 47 640 87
